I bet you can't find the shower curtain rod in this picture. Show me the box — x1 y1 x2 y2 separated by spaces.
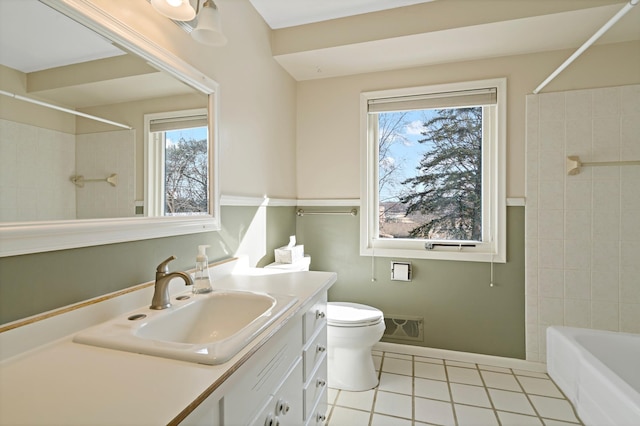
533 0 639 94
0 90 133 130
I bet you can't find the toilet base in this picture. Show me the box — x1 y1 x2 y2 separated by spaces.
328 346 379 391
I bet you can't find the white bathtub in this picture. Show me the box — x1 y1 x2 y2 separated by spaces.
547 326 640 426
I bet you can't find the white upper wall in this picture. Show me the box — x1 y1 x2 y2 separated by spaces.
86 0 298 199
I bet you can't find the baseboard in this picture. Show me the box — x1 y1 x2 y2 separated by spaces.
374 342 546 373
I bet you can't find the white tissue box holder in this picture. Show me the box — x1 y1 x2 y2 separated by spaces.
275 245 304 264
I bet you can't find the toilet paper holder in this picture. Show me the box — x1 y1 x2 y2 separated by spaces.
391 261 412 281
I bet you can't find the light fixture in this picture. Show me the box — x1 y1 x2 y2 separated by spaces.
191 0 227 46
150 0 196 21
151 0 227 47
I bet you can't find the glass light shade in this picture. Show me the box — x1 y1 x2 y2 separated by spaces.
191 1 227 46
151 0 196 21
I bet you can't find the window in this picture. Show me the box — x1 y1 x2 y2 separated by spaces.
360 78 506 262
144 108 210 217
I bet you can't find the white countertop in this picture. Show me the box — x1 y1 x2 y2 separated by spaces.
0 267 336 425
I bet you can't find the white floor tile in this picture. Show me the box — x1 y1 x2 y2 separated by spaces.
332 349 584 426
529 395 581 423
381 357 412 376
446 360 476 369
450 383 491 407
513 369 549 379
447 366 483 385
543 418 582 426
455 404 499 426
497 411 544 426
414 377 450 401
415 355 444 364
481 371 522 391
327 406 371 426
328 388 339 405
518 376 564 398
414 397 455 426
384 352 412 360
374 391 412 418
373 355 382 371
415 361 447 380
334 389 375 411
378 372 412 395
479 364 511 374
489 388 536 415
371 413 413 426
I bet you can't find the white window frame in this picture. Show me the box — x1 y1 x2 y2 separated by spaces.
144 108 210 217
359 78 507 263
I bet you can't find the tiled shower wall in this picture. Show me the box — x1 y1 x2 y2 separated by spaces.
0 119 76 221
0 120 135 222
75 130 135 219
525 84 640 362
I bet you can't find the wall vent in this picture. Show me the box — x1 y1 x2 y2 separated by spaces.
383 315 424 342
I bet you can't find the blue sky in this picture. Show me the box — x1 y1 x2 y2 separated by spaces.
165 127 208 147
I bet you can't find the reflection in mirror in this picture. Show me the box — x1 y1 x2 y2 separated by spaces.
0 0 220 257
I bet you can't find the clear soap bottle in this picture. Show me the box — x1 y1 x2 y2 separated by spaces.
194 245 213 294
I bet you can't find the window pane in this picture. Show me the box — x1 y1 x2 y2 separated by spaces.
377 106 482 241
164 126 209 216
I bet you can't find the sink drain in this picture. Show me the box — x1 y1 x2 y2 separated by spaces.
176 295 191 301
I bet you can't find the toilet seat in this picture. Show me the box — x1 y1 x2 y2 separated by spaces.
327 302 383 327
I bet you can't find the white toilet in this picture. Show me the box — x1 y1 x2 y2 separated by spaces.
327 302 385 391
265 256 385 392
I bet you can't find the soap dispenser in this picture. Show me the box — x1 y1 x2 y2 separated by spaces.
194 245 213 294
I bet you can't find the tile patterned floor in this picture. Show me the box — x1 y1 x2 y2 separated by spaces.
325 349 584 426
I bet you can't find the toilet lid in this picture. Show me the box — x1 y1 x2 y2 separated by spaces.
327 302 383 326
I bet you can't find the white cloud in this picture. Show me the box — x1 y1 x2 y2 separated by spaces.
405 120 424 135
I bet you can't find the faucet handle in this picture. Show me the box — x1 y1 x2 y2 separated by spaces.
156 256 176 273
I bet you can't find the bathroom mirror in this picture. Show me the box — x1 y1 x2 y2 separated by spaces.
0 0 220 257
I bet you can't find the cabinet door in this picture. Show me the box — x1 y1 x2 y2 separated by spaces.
180 395 220 426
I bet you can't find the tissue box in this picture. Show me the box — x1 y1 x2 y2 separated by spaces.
275 245 304 264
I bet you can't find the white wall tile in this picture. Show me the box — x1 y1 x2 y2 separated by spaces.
620 85 640 115
564 269 591 300
620 303 640 333
591 301 619 331
525 85 640 361
564 209 591 240
593 87 620 118
565 299 591 328
539 92 566 122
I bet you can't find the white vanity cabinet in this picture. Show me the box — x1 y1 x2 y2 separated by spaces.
302 294 328 425
219 291 328 426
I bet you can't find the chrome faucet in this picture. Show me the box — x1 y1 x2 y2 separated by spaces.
150 256 194 310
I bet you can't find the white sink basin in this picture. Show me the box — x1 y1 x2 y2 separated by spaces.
73 290 298 365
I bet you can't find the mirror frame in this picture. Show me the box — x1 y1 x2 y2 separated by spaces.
0 0 220 257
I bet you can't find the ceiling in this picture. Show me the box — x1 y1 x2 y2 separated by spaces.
250 0 640 81
247 0 436 29
1 0 638 88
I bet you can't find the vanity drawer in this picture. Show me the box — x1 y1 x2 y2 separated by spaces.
224 319 301 425
302 326 327 381
303 294 327 342
304 385 328 426
303 355 328 421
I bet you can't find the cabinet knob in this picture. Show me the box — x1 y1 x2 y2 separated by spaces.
316 344 326 353
264 414 280 426
316 378 327 388
276 399 290 415
316 310 326 319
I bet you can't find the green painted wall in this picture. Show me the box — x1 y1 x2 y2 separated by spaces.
297 206 525 359
0 206 296 325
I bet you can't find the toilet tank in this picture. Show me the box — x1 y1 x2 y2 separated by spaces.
264 255 310 271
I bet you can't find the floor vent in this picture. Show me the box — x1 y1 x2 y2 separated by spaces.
383 315 424 342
